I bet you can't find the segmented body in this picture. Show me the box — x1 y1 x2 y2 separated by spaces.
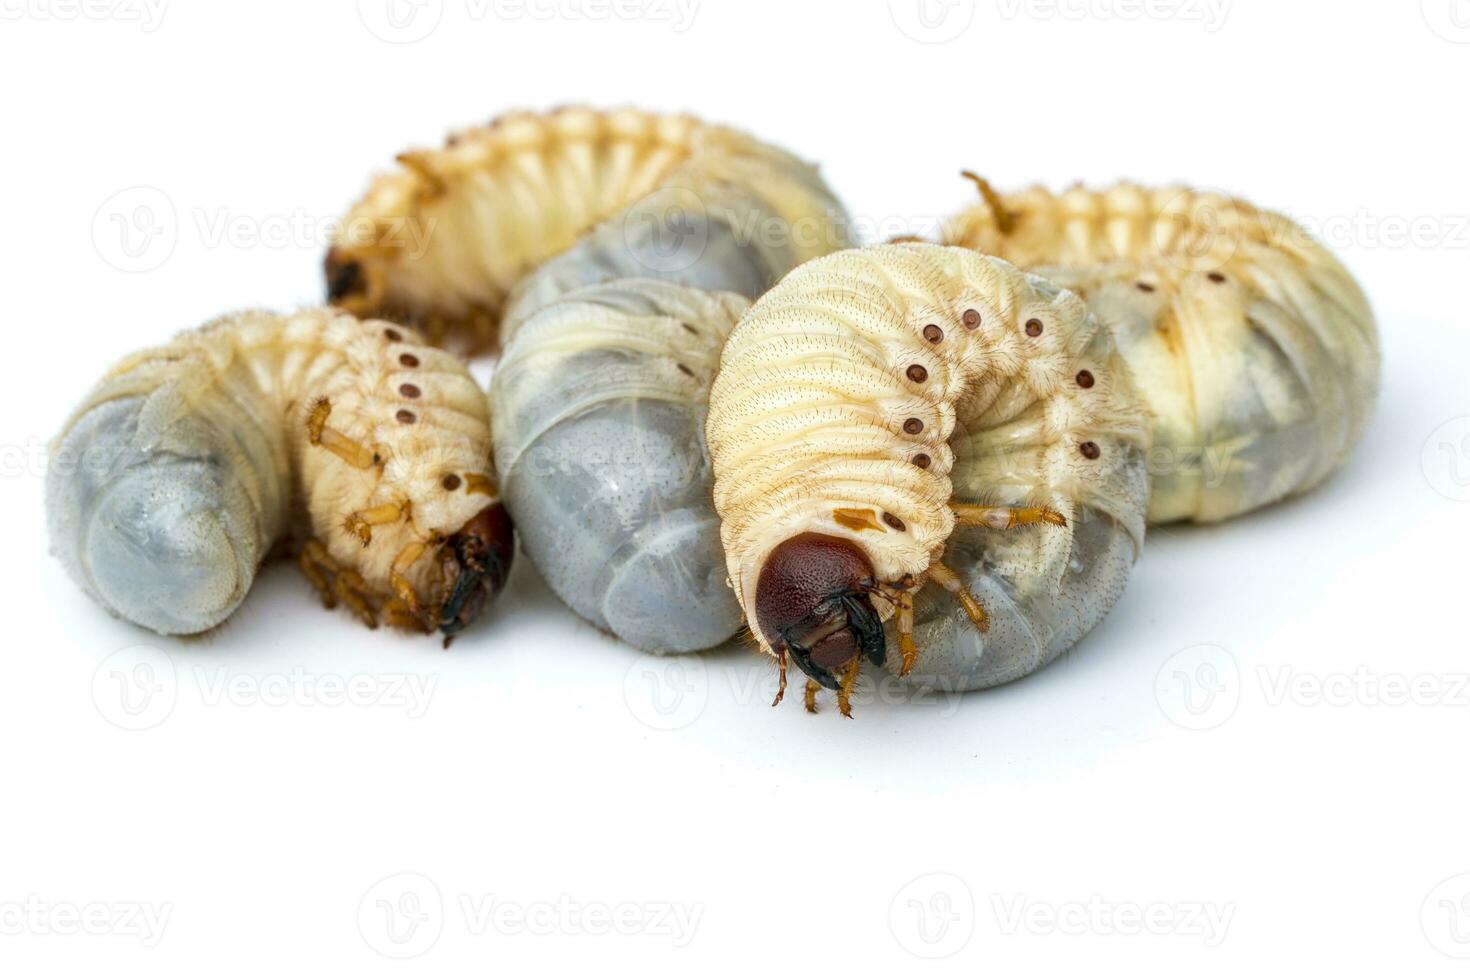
47 309 504 635
340 107 852 652
944 182 1379 523
328 106 850 350
707 244 1151 690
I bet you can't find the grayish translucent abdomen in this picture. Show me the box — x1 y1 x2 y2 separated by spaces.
493 272 747 654
489 184 824 653
46 359 288 635
898 452 1148 691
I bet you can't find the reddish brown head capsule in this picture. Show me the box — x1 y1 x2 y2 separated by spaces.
437 503 515 638
754 533 886 689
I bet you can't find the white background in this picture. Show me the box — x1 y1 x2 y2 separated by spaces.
1 0 1467 975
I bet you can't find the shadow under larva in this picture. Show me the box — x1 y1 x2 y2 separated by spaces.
329 107 854 654
46 309 512 639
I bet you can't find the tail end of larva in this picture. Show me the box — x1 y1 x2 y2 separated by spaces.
46 398 262 636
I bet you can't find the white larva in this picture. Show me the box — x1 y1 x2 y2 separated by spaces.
46 308 513 637
943 179 1380 523
333 107 853 652
707 243 1152 714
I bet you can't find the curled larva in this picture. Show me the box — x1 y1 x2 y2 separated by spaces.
943 179 1380 523
338 107 852 653
327 106 850 350
707 243 1151 714
46 308 512 637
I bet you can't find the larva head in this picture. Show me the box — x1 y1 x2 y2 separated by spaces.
435 502 515 637
754 533 887 689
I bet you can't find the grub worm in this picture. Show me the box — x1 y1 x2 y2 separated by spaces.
944 178 1380 523
707 244 1152 714
330 108 853 652
47 309 512 637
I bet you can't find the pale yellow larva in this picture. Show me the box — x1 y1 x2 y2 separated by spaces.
46 308 512 638
332 107 854 653
327 106 848 350
943 179 1380 523
707 243 1152 714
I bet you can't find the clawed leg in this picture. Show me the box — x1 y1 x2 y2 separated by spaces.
334 570 379 630
928 561 989 633
344 501 411 547
836 657 862 719
299 540 338 611
804 678 820 715
307 398 379 470
894 589 918 676
961 170 1015 235
387 539 432 631
299 539 378 630
772 647 789 708
952 503 1067 530
868 578 920 677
